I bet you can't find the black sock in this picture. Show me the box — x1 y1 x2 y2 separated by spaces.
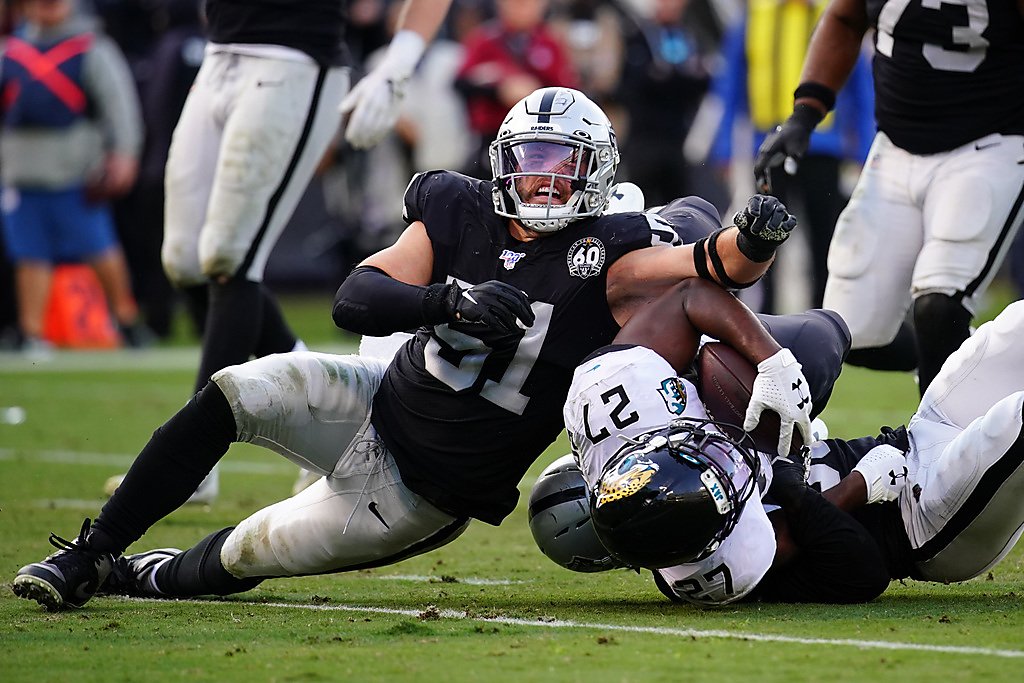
254 284 297 357
845 321 919 372
193 278 263 394
180 284 209 337
154 527 263 597
89 384 237 556
914 293 972 396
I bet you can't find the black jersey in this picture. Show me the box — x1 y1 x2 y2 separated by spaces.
204 0 347 66
805 427 917 579
371 171 676 525
866 0 1024 154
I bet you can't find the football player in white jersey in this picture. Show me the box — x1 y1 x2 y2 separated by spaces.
546 288 1024 604
556 277 902 605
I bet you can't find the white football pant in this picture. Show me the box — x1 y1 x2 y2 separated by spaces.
901 301 1024 581
824 132 1024 348
211 352 470 578
163 45 349 286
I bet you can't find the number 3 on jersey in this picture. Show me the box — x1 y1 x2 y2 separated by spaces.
877 0 989 73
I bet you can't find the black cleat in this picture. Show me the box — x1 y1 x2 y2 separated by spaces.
12 519 114 611
99 548 181 597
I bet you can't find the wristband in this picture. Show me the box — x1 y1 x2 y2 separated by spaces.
735 230 778 263
793 82 836 113
706 229 749 289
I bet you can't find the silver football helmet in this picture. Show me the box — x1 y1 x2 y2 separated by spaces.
489 87 619 232
528 454 622 573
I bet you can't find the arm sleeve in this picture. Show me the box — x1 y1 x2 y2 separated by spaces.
752 488 891 604
332 266 453 336
83 35 143 158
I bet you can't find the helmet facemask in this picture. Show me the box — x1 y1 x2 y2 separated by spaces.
489 88 619 233
590 418 762 568
659 419 761 560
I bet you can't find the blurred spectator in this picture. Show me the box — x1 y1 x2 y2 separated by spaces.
549 0 623 107
616 0 713 206
0 0 150 354
454 0 578 176
707 0 874 311
112 0 204 339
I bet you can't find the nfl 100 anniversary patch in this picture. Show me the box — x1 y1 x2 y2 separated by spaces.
567 237 606 278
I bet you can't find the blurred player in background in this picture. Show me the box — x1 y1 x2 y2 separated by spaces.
120 0 454 503
754 0 1024 395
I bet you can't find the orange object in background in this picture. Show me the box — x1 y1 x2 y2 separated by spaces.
42 264 120 349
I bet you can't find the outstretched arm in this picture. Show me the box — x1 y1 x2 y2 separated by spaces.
333 221 534 345
608 196 797 324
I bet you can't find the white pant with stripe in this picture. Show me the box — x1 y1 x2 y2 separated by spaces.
163 45 349 286
901 301 1024 581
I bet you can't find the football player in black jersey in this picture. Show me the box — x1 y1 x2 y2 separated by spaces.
754 0 1024 397
13 87 803 611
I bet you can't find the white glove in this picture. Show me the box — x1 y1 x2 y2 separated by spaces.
853 444 909 504
340 30 425 149
744 348 813 457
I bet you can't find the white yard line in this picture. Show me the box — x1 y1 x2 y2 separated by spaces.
0 343 357 373
0 448 294 475
376 574 526 586
123 597 1024 659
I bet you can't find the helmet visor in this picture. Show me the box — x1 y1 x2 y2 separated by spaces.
504 141 590 175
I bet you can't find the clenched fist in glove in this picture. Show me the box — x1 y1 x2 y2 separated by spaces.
752 103 824 194
732 195 798 262
442 280 535 348
744 348 813 457
340 31 425 149
853 444 909 504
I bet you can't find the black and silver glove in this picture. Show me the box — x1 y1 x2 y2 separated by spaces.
732 194 798 262
442 280 535 348
752 103 823 193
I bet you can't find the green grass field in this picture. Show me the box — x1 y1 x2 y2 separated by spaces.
3 291 1024 682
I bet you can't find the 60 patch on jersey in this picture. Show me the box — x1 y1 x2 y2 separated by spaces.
567 237 606 278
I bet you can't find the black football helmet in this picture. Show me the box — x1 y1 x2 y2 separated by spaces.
590 417 761 569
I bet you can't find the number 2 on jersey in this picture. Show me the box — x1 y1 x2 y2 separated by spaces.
582 385 640 444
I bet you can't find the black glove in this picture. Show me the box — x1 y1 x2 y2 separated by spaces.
442 280 535 348
752 103 824 194
732 195 798 262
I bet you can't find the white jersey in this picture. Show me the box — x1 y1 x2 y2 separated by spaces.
564 345 776 605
